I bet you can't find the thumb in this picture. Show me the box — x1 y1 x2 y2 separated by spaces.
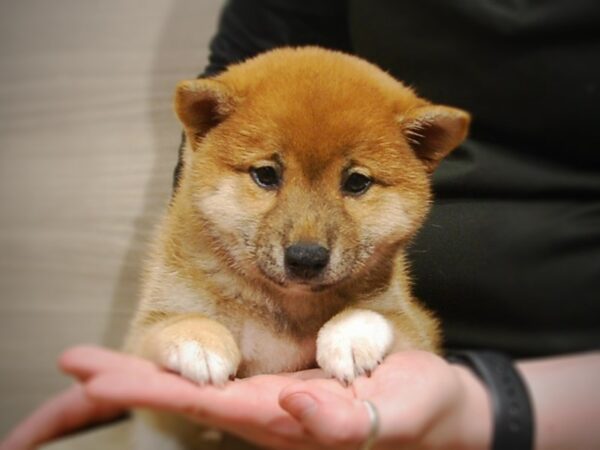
279 384 371 448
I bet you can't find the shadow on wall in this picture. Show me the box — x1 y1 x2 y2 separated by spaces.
102 0 222 348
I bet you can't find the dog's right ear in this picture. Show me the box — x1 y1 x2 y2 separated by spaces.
174 79 236 140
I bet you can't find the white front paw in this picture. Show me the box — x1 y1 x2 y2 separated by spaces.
316 309 394 383
164 340 237 386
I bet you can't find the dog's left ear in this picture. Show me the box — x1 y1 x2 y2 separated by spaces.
174 79 236 142
400 105 471 172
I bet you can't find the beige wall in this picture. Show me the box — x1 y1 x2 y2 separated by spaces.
0 0 223 435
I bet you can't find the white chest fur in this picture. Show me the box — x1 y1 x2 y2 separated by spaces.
238 319 316 376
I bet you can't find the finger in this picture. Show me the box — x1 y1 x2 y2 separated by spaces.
86 370 206 414
59 345 157 381
0 384 125 450
279 383 371 449
86 370 266 423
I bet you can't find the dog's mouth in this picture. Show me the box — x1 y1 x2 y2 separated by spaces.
287 280 335 293
256 265 337 293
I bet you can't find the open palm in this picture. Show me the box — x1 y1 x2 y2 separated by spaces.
1 346 490 450
60 346 366 449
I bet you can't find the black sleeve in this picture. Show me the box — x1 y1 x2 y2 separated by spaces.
173 0 350 190
203 0 351 76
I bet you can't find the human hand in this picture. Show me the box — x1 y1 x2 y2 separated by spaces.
1 346 492 450
58 346 363 450
57 346 491 450
280 351 492 450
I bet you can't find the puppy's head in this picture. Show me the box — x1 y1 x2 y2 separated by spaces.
174 47 469 291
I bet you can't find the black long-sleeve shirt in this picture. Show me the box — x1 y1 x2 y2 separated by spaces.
180 0 600 357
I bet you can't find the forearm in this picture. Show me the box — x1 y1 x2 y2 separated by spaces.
451 364 493 450
517 351 600 450
449 351 600 450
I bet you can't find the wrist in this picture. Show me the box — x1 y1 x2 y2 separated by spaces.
450 364 493 450
449 351 535 450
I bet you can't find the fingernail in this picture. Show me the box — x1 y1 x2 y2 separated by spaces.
281 393 318 419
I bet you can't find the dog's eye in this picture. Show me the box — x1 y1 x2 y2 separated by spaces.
342 172 372 196
250 166 280 189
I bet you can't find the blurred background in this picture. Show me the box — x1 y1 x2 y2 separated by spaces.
0 0 222 436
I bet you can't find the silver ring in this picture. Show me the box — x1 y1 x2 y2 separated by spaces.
360 400 379 450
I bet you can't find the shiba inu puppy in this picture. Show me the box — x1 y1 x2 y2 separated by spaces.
125 47 469 448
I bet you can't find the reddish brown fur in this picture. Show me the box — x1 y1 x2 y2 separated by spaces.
125 47 469 449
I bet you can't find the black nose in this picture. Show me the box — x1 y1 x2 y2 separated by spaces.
284 243 330 280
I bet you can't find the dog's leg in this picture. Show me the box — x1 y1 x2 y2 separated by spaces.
128 313 241 385
316 304 439 383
